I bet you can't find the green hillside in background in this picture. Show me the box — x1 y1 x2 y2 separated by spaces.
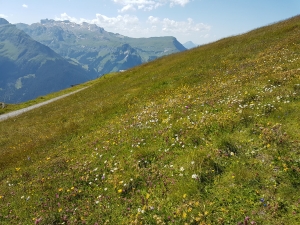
0 15 299 224
0 18 94 103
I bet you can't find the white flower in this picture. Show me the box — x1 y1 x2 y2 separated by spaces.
180 167 184 172
138 208 145 214
192 174 198 179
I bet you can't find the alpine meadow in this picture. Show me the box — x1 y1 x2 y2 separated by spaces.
0 15 300 224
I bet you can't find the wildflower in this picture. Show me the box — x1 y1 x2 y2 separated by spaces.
180 167 185 171
34 217 42 225
118 189 122 193
0 195 3 199
58 188 63 192
15 167 21 172
58 208 62 212
192 174 198 179
146 193 150 199
138 208 144 213
183 194 187 198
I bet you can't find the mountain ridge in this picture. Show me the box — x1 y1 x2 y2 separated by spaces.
0 18 93 103
16 19 186 74
183 41 198 49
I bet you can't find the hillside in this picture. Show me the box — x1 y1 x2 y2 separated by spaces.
0 18 94 103
16 19 186 75
0 15 299 224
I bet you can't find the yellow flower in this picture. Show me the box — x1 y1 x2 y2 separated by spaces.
0 195 4 199
118 189 122 193
15 167 21 172
183 194 187 198
58 208 62 212
182 212 187 219
58 188 63 192
146 193 150 199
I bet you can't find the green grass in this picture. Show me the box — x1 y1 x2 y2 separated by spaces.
0 16 300 224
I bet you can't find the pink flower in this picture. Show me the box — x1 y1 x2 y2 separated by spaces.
35 217 42 224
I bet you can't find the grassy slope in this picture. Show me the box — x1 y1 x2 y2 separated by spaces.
0 16 299 224
0 80 94 115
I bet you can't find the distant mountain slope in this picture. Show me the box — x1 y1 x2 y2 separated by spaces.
0 18 92 103
183 41 197 49
16 19 186 74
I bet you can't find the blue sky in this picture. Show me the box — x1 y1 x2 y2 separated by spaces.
0 0 299 45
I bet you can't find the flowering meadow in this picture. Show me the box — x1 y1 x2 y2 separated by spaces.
0 16 299 224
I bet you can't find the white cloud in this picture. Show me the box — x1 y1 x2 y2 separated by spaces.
92 14 140 31
55 13 140 33
22 4 28 8
169 0 190 7
0 14 8 18
55 13 210 44
119 4 136 13
148 16 210 34
112 0 190 12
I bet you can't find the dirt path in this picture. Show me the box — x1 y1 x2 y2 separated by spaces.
0 87 89 122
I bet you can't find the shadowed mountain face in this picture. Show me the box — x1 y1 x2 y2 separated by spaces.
0 19 92 103
16 19 186 74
